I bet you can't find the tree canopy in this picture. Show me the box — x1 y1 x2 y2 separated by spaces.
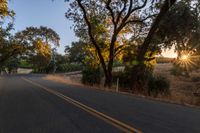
14 26 60 70
66 0 177 87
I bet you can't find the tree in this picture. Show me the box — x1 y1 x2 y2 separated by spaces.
66 0 164 87
129 0 177 89
0 0 9 19
155 1 200 54
0 23 24 68
65 41 87 64
135 0 176 63
0 0 15 22
15 26 60 70
0 0 16 66
154 1 200 75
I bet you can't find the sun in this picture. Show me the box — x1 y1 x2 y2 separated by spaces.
175 50 200 73
180 54 189 61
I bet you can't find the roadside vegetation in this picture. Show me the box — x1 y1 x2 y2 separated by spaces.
1 0 200 106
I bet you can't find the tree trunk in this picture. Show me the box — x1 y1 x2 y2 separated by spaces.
104 72 112 88
104 60 113 88
137 0 177 64
130 0 177 90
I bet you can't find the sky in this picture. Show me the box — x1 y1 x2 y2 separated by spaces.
162 47 177 58
8 0 177 58
8 0 77 54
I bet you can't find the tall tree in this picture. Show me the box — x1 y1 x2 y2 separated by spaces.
0 23 24 66
66 0 164 87
65 41 87 64
0 0 16 66
15 26 60 69
130 0 177 89
154 1 200 74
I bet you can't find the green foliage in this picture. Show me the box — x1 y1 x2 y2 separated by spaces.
56 63 82 73
0 23 25 69
170 65 182 76
55 54 68 65
32 63 82 74
15 26 60 46
65 0 164 87
65 41 87 64
6 57 19 74
112 66 170 96
156 1 200 49
15 26 60 70
112 66 153 90
18 60 33 68
32 68 47 74
147 75 170 96
191 76 200 82
113 61 123 67
152 1 200 77
112 71 131 89
82 66 101 85
40 60 56 74
170 63 190 77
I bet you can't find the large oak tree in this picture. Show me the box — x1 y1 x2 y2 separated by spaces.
66 0 176 87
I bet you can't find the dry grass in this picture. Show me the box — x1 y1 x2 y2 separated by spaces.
154 63 200 106
43 75 82 86
43 74 111 91
43 64 200 107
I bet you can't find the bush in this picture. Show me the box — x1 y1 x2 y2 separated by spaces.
32 63 83 74
113 66 153 91
148 75 170 96
112 71 131 89
170 66 182 76
82 66 102 85
56 63 82 73
191 76 200 82
19 60 33 68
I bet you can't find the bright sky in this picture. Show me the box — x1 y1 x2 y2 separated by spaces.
161 45 177 58
8 0 77 54
8 0 177 58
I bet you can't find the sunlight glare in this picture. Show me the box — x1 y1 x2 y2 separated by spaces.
180 54 189 61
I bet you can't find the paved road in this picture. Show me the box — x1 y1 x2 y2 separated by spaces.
0 75 200 133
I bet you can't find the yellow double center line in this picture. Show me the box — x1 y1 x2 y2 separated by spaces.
22 77 142 133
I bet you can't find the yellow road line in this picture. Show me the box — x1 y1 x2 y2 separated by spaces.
22 77 142 133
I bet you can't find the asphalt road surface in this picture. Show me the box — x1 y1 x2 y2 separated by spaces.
0 75 200 133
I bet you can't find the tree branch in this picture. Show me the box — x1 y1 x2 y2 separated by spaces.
116 1 127 25
125 14 157 25
105 0 116 27
76 0 108 75
137 0 177 63
131 0 148 13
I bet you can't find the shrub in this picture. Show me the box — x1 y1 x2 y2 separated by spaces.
82 66 102 85
32 63 83 74
191 76 200 82
113 66 153 91
112 71 131 89
148 75 170 96
170 66 182 76
56 63 82 73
